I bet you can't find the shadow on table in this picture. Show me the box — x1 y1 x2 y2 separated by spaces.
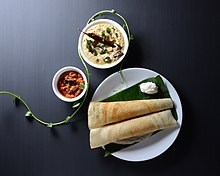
121 36 148 69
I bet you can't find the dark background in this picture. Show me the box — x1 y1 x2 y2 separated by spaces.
0 0 219 175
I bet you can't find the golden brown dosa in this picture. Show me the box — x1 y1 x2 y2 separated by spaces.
88 98 173 129
90 110 178 149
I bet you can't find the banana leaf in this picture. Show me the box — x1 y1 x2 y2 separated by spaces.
101 75 177 156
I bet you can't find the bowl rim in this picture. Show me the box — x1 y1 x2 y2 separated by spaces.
78 19 129 69
52 66 88 102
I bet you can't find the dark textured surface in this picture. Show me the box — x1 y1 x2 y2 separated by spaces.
0 0 220 175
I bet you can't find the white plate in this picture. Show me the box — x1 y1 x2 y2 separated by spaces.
92 67 182 162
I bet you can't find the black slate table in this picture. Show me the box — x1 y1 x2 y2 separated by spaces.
0 0 219 175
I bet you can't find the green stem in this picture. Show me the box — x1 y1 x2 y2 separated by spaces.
0 91 48 125
0 53 90 127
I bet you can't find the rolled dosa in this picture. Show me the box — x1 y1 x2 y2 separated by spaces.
88 98 173 129
90 110 178 149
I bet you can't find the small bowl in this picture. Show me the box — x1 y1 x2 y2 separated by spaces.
52 66 88 102
78 19 129 69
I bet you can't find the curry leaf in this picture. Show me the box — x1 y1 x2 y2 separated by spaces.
106 27 111 34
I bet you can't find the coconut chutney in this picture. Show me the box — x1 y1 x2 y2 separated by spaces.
81 22 125 66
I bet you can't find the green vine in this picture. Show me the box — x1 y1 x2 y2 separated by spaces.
0 9 131 127
0 53 90 127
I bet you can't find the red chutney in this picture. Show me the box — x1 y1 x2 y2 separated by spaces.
57 71 85 98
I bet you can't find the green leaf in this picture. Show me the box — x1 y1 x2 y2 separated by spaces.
65 116 71 123
25 111 32 118
101 30 105 37
79 83 85 90
47 123 53 128
103 56 112 63
130 34 134 40
72 102 81 108
102 75 170 102
104 143 133 157
106 27 111 34
93 50 98 56
98 12 104 17
111 9 116 14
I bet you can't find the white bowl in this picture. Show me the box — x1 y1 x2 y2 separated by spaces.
52 66 88 102
78 19 129 69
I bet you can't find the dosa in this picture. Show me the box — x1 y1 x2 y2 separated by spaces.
90 110 178 149
88 98 173 129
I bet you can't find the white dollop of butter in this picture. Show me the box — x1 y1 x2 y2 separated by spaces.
139 82 158 94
